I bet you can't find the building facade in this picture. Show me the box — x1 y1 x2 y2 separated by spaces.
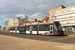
6 18 42 31
5 21 9 31
49 5 75 32
0 26 2 31
5 18 25 31
0 26 2 29
23 19 42 25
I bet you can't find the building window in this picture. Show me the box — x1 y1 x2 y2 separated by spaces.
57 10 63 13
52 15 55 17
53 17 55 19
65 9 71 12
52 11 55 14
56 13 75 19
71 7 75 11
72 14 75 16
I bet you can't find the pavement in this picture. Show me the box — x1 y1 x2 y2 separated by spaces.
0 34 75 50
1 31 75 44
68 35 75 37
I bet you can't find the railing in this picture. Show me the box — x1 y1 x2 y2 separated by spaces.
63 31 75 35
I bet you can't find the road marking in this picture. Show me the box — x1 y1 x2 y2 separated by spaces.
68 35 75 37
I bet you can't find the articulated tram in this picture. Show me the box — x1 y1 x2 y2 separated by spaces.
9 21 64 35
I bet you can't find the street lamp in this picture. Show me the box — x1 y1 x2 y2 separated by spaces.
24 9 28 34
24 9 26 34
37 22 39 35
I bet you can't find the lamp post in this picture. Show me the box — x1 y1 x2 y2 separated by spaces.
37 22 39 35
24 9 28 34
24 9 26 34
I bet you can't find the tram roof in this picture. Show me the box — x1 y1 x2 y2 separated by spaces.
21 22 53 26
39 22 53 25
10 22 53 27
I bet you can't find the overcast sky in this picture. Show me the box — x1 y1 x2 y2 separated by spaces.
0 0 75 27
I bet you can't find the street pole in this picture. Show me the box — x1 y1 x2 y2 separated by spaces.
37 22 39 35
24 9 26 34
18 18 20 33
19 18 20 33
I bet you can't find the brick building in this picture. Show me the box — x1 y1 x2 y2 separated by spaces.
43 16 49 23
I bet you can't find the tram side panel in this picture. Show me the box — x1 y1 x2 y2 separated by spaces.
16 27 19 33
38 24 52 35
10 27 14 33
9 27 13 33
53 22 64 35
21 26 25 33
26 25 37 35
26 26 30 34
12 27 15 33
32 25 37 35
20 26 24 33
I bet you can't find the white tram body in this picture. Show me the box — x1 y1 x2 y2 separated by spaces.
9 21 64 35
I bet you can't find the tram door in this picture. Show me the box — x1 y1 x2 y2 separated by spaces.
50 25 53 35
30 26 33 34
15 27 17 33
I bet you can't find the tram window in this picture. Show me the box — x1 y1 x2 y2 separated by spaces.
44 25 49 31
20 27 23 30
44 26 48 27
27 26 29 28
33 26 36 28
9 28 11 30
10 28 11 30
11 28 13 30
21 27 23 30
55 23 62 31
26 28 29 31
58 25 62 30
12 27 14 30
26 26 30 31
54 25 57 31
39 26 43 31
17 27 19 30
39 25 49 31
33 26 37 31
11 27 12 30
22 27 25 30
30 26 33 28
13 27 15 30
33 28 36 31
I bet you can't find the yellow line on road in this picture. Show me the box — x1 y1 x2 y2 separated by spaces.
68 35 75 37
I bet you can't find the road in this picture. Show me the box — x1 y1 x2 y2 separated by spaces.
0 32 75 45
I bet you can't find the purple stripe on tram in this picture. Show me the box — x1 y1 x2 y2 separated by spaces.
53 31 63 35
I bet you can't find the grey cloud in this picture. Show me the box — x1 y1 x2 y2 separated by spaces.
0 0 75 21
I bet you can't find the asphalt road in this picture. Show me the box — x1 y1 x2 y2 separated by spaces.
0 32 75 45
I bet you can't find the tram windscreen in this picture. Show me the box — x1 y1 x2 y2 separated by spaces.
55 22 62 31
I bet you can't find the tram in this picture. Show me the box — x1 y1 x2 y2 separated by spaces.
9 21 64 35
